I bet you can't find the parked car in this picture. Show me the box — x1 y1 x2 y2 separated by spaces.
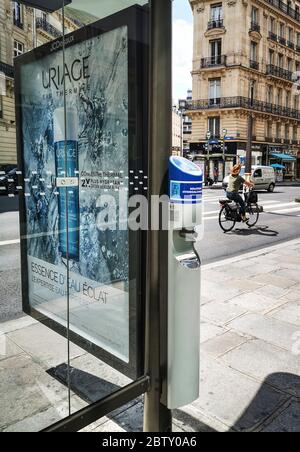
0 165 18 195
222 166 276 192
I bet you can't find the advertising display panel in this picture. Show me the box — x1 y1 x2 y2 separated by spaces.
15 6 148 378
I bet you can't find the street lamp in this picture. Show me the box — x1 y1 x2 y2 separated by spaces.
222 128 227 178
205 131 211 185
245 81 255 179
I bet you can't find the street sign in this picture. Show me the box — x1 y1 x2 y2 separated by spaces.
15 5 149 379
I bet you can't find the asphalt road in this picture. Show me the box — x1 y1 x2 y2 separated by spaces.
0 186 299 321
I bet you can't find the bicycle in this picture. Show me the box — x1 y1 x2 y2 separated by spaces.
218 188 260 233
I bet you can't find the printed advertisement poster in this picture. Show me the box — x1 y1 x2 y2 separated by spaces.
19 26 130 362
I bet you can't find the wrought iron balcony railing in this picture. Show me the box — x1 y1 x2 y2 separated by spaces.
287 40 295 49
250 22 260 33
207 19 224 30
284 138 291 144
185 96 300 121
296 45 300 53
266 64 293 82
264 0 300 22
250 60 259 70
274 137 282 143
36 18 62 38
292 139 298 145
265 137 274 142
278 36 286 46
0 61 14 78
268 31 278 42
201 55 227 68
13 18 23 29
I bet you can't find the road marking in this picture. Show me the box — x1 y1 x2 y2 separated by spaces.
264 202 298 211
0 239 20 246
271 206 300 214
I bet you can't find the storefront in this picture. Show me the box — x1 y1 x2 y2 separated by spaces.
269 152 297 180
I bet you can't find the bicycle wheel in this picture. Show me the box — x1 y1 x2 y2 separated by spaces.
246 203 259 228
219 205 236 233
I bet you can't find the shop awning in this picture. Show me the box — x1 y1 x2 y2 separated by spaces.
270 153 296 161
271 163 285 169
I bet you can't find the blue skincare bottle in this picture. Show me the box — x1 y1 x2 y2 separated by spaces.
54 107 80 262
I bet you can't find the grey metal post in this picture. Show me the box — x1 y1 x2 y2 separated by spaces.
246 81 254 175
143 0 172 433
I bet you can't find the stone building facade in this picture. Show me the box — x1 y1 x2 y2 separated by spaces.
0 1 78 165
188 0 300 180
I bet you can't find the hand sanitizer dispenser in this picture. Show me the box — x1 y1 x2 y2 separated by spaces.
167 156 203 409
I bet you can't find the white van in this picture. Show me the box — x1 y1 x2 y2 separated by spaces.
222 166 276 192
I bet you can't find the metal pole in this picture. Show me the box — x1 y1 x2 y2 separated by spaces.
245 81 254 176
143 0 172 433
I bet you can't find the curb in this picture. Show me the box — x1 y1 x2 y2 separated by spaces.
203 237 300 270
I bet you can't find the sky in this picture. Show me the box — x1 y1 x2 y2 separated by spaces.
173 0 193 102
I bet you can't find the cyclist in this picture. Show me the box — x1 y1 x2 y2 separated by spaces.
226 164 254 222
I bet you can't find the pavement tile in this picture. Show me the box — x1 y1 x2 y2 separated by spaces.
201 331 249 358
251 273 297 289
261 401 300 432
253 284 289 300
228 292 283 313
269 301 300 327
192 354 287 432
0 315 37 334
225 279 264 292
200 321 227 344
221 339 300 397
228 313 300 351
201 280 243 303
201 301 247 326
7 323 85 369
0 354 70 430
174 405 228 432
0 335 23 361
280 290 300 303
273 269 300 284
4 396 86 432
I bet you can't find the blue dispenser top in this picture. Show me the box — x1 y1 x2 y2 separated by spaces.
169 156 203 182
169 157 203 204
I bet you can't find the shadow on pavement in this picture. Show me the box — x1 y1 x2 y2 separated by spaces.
47 367 300 432
231 225 279 237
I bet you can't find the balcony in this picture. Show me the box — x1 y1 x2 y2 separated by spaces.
185 96 300 121
292 139 298 145
250 60 259 70
201 55 227 68
287 41 295 50
0 61 14 79
278 36 286 46
268 31 278 42
264 0 300 22
250 22 260 33
207 19 224 30
275 138 282 143
284 138 291 144
266 64 293 82
36 18 62 39
296 45 300 53
265 137 274 142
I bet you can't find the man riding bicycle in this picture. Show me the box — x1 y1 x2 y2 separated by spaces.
226 164 254 222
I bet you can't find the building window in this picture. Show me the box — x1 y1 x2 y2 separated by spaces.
251 6 259 24
210 39 222 64
208 117 220 138
0 96 3 119
288 27 294 43
288 58 293 72
278 54 284 68
269 49 274 65
286 91 290 108
13 2 23 28
250 41 258 62
277 88 282 106
279 23 285 38
14 40 24 58
293 125 298 141
276 123 281 139
269 17 276 34
209 78 221 105
267 86 273 104
267 121 273 138
210 3 223 21
285 124 290 140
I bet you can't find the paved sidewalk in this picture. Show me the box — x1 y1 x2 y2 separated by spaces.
1 238 300 432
